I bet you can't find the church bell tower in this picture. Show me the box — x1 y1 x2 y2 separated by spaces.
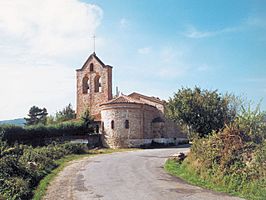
76 53 113 120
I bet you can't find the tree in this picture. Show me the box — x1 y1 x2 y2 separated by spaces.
55 104 76 123
24 106 48 126
166 87 237 138
46 115 55 125
81 109 95 133
236 103 266 143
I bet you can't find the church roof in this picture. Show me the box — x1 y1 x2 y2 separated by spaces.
128 92 165 104
76 52 112 71
100 94 148 106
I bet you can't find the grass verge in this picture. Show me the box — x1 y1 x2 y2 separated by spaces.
33 148 137 200
164 159 265 200
164 159 266 200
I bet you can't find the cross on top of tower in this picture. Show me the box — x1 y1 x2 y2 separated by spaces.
92 35 96 53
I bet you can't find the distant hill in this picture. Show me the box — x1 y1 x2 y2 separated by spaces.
0 118 25 126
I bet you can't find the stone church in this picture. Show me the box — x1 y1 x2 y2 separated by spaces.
76 52 186 148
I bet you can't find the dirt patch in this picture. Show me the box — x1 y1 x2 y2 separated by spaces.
43 158 90 200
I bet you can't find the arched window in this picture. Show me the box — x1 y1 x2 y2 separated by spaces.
94 76 102 92
95 125 99 133
99 77 102 92
90 63 94 72
82 76 89 94
125 120 129 129
111 120 114 129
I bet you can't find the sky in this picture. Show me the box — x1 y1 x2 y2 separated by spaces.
0 0 265 120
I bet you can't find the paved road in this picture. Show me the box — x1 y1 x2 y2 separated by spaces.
44 147 244 200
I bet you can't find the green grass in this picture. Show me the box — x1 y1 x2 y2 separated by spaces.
164 159 266 200
32 148 138 200
164 159 224 192
165 159 206 186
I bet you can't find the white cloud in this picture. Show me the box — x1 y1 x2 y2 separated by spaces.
184 25 239 39
138 47 151 54
0 0 103 120
0 63 75 120
0 0 103 58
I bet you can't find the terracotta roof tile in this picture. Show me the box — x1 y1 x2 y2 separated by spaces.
100 95 146 106
128 92 165 104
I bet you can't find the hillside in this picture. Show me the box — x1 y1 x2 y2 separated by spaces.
0 118 25 126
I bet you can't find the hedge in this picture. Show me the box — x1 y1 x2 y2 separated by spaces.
0 121 93 146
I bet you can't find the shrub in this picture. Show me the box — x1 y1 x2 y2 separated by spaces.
236 105 266 143
0 140 87 200
61 142 87 154
183 105 266 199
19 146 55 171
1 177 31 200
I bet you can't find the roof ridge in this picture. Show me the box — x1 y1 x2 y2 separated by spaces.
76 52 112 71
121 94 145 103
100 94 146 105
128 92 164 103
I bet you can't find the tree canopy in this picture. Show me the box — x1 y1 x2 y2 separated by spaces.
167 87 237 138
24 106 48 126
55 103 76 123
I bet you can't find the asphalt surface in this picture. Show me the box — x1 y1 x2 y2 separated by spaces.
44 147 244 200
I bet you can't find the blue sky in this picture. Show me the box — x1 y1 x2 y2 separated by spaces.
0 0 265 120
87 0 266 108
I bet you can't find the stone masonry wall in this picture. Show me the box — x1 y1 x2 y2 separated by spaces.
100 103 167 148
100 104 143 148
128 93 165 113
139 97 165 113
76 56 112 118
164 119 185 138
142 105 161 139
